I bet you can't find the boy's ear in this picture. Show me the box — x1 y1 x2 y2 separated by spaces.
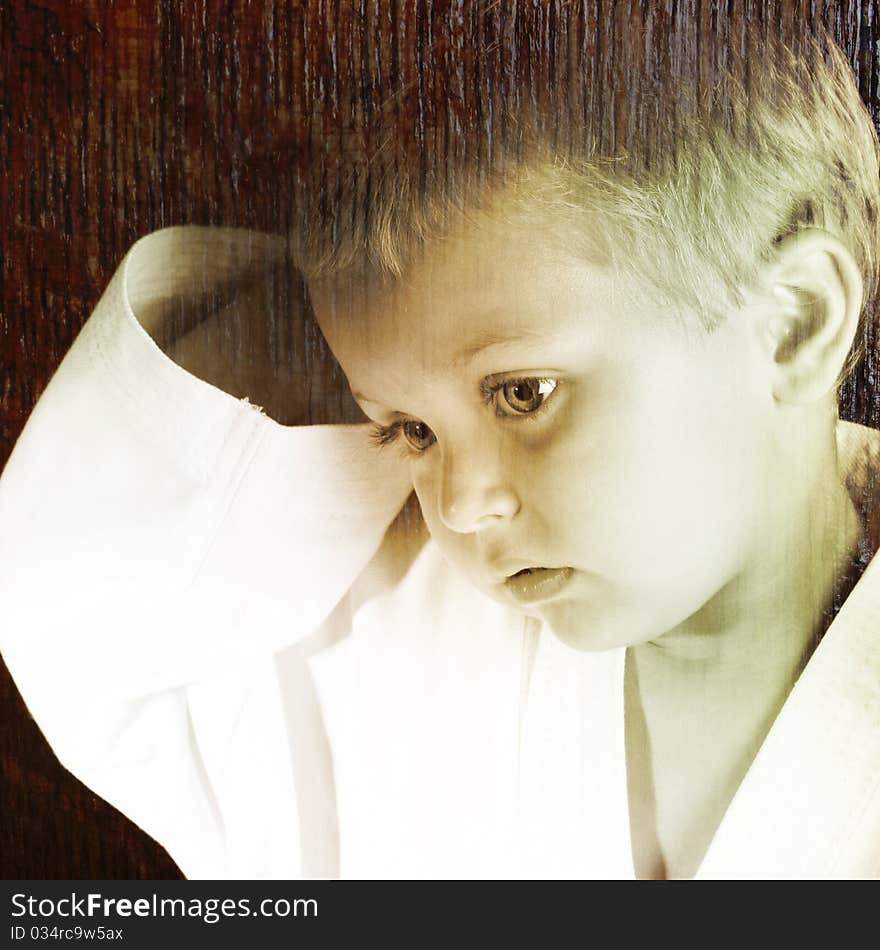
759 230 862 404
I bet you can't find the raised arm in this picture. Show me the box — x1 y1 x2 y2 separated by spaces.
0 227 412 876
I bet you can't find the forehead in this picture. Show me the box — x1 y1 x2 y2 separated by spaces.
308 216 652 380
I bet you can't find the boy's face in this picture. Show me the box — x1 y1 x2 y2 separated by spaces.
310 216 780 651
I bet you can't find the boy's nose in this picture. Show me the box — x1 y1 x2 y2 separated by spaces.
437 443 521 534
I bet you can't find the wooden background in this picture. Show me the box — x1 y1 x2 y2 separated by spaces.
2 0 880 878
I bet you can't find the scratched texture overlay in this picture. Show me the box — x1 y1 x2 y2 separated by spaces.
2 0 880 878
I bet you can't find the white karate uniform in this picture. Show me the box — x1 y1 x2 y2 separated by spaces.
1 227 879 879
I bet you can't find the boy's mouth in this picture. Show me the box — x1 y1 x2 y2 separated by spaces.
504 566 574 606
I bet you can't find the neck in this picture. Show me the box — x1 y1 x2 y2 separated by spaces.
624 434 863 879
637 448 862 691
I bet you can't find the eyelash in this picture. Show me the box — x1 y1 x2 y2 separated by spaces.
369 422 405 448
368 376 559 455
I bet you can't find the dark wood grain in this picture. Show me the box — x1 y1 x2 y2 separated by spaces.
2 0 879 879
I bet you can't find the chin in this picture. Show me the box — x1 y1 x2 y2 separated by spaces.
534 598 662 653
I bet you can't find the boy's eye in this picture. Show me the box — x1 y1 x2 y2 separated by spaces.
495 377 558 415
402 420 436 451
370 376 558 455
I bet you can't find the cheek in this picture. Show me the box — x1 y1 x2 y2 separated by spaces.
410 465 440 532
557 357 770 586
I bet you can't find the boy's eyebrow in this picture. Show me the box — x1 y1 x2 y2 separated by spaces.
351 326 553 407
448 326 549 368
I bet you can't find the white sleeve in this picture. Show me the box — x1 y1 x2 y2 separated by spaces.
0 227 412 877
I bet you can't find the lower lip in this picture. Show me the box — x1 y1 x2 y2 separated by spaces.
504 567 574 606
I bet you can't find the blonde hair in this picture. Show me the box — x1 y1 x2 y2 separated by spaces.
293 12 879 345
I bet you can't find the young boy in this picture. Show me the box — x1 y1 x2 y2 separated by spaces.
2 19 879 878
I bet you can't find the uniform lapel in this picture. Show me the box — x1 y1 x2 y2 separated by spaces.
696 423 880 879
